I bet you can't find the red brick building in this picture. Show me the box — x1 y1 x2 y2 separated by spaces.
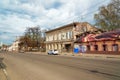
75 30 120 54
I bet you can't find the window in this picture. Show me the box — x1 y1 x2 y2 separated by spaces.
54 34 57 40
94 45 98 51
112 44 118 51
61 33 66 40
87 45 90 51
103 44 107 51
58 33 61 40
69 31 72 39
66 32 68 39
68 32 70 39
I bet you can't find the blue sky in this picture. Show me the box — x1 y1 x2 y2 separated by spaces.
0 0 111 45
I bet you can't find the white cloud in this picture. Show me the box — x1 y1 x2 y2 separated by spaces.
0 14 35 32
0 0 111 44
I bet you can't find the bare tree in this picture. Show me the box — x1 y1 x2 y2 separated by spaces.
25 26 42 50
94 0 120 31
19 26 46 51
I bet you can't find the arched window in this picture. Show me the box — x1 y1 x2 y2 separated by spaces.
112 44 118 51
94 45 98 51
103 44 107 51
87 45 90 51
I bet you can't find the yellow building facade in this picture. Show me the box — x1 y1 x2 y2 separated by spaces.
45 22 98 53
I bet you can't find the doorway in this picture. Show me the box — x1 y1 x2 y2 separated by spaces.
112 44 118 51
103 44 107 51
65 44 71 52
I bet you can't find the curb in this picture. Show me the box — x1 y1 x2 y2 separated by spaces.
24 52 120 59
59 53 120 59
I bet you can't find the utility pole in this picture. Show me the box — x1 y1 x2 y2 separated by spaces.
72 22 76 55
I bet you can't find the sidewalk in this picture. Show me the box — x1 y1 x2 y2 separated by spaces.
60 53 120 59
25 52 120 59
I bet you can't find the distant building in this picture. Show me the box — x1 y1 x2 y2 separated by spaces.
45 22 98 53
8 39 20 52
1 44 8 51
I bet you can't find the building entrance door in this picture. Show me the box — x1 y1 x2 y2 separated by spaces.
65 44 71 52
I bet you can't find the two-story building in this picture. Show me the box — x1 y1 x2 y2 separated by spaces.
8 39 20 52
45 22 98 53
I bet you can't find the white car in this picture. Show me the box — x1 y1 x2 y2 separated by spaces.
47 50 58 55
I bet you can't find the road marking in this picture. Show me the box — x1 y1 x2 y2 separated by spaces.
0 57 10 80
2 68 10 80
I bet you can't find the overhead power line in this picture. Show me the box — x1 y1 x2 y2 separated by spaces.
50 0 111 28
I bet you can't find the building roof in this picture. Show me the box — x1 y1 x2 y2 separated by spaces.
45 22 97 33
45 22 79 33
75 30 120 43
95 30 120 39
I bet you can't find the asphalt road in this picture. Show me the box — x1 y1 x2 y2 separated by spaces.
0 52 120 80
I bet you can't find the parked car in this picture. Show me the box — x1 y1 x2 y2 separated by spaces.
47 49 58 55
